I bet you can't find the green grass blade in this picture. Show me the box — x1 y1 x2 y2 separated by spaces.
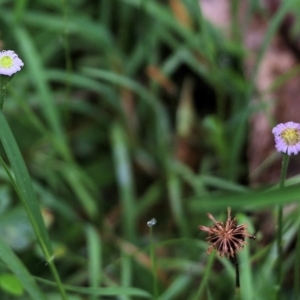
166 173 189 237
0 110 53 257
189 184 300 212
12 25 70 159
120 254 132 300
46 70 121 111
238 215 253 300
36 277 152 298
0 110 68 299
82 68 167 117
193 253 215 300
110 122 136 242
61 165 97 218
0 9 114 51
0 235 47 300
86 225 102 300
158 274 192 300
83 68 171 173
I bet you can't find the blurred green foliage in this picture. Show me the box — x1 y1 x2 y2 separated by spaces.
0 0 299 299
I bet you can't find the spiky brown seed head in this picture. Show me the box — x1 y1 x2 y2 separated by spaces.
199 207 255 258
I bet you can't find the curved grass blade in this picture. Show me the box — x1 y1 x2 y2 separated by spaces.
0 235 47 300
110 122 136 242
11 26 97 219
0 110 53 259
189 184 300 212
0 110 68 299
36 277 152 298
85 225 102 300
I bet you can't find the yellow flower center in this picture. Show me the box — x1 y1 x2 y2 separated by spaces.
0 56 13 69
280 128 300 145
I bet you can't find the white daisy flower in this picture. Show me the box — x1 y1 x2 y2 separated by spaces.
0 50 24 76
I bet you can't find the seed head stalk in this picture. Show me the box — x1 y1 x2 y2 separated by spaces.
199 208 255 297
231 254 241 300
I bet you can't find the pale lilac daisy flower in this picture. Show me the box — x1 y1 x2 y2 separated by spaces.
0 50 24 76
272 121 300 155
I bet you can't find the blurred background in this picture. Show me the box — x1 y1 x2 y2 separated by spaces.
0 0 300 299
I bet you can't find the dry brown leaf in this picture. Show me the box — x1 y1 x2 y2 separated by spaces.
146 65 177 95
169 0 193 28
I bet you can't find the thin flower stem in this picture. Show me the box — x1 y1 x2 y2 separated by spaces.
279 154 290 189
149 226 158 299
0 85 5 110
277 154 290 299
0 77 7 110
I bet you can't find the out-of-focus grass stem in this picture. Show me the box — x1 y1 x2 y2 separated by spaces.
276 154 290 299
194 253 214 300
61 0 72 121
